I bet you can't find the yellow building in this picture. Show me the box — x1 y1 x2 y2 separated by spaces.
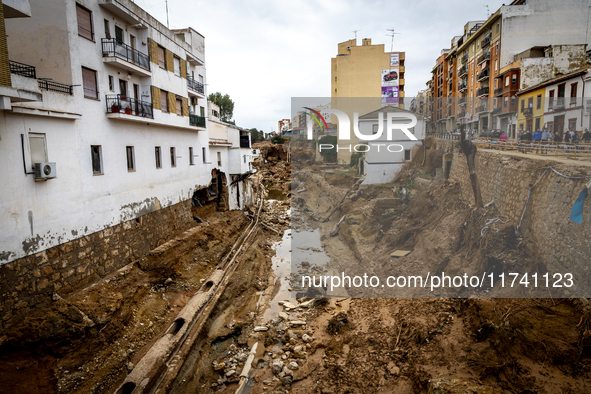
516 85 546 134
331 38 405 164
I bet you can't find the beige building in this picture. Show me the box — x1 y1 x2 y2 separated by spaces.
331 38 405 164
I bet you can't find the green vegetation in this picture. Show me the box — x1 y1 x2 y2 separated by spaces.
207 92 234 122
271 135 286 144
318 135 337 162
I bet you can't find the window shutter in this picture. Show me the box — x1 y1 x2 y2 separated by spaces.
165 49 174 73
182 97 189 116
148 38 158 64
175 98 182 114
168 92 176 114
160 90 168 112
150 86 161 110
77 5 93 41
180 59 187 79
158 46 165 68
82 67 97 98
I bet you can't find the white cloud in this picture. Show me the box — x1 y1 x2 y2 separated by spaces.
136 0 505 132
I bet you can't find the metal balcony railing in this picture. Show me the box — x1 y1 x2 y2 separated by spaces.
38 79 73 95
102 38 150 71
240 136 250 148
478 103 488 112
458 81 467 91
481 33 491 47
492 106 502 114
477 51 490 65
477 68 489 81
477 87 489 97
494 87 503 95
461 53 468 63
459 96 467 105
458 65 467 77
106 94 153 118
523 107 533 116
189 114 206 127
187 76 204 94
9 60 36 79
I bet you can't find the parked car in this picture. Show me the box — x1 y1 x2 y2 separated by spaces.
383 71 398 82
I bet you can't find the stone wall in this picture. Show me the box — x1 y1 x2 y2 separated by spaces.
436 139 591 295
0 199 195 333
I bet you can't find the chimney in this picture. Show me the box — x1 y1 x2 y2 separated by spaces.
362 38 371 46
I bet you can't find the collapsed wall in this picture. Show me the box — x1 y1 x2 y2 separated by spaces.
436 139 591 294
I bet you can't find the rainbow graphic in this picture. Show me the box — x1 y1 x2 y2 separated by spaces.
303 107 328 132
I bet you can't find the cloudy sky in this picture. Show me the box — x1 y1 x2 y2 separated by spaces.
134 0 505 132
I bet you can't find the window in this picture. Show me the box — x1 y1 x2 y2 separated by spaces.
82 67 98 99
505 75 509 87
496 22 499 33
511 96 516 106
29 133 47 167
528 97 533 108
372 124 380 134
202 147 206 163
568 118 576 131
189 147 194 165
76 4 93 41
512 74 517 85
108 75 114 91
170 147 176 167
175 97 182 115
173 56 181 76
158 46 166 69
504 96 508 107
535 117 540 131
119 79 127 97
494 60 497 73
549 90 555 107
160 90 169 112
104 19 111 39
155 146 162 169
521 99 524 112
570 83 578 104
557 83 565 98
537 95 541 109
404 149 411 161
126 146 135 171
217 152 222 166
200 106 205 117
115 25 124 43
91 145 102 174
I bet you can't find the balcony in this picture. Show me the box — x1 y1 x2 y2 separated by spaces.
477 51 490 65
458 65 467 77
523 107 533 116
187 76 205 96
461 53 468 64
459 96 467 106
101 38 151 77
38 79 73 95
549 97 565 110
478 102 489 113
477 68 489 82
189 114 206 127
106 94 153 118
494 87 503 96
481 33 491 47
492 106 502 115
9 60 36 79
477 87 489 97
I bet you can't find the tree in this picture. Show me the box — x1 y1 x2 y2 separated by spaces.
249 128 264 143
318 135 337 162
208 92 234 122
460 123 483 208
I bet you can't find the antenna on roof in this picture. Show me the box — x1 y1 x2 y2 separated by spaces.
484 5 490 18
352 30 360 40
165 0 170 29
386 28 401 54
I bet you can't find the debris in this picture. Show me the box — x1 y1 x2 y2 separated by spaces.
390 250 411 258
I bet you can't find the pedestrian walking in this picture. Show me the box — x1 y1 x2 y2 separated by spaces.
583 128 591 143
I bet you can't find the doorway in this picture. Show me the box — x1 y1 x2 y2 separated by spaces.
555 115 564 140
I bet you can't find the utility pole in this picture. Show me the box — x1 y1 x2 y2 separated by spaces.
386 28 401 54
166 0 170 29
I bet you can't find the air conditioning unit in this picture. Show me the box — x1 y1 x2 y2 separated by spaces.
34 162 57 180
191 97 199 106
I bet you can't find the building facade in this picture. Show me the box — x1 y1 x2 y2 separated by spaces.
0 0 254 331
331 38 406 164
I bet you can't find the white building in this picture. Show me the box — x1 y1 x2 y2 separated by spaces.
357 106 425 185
0 0 253 267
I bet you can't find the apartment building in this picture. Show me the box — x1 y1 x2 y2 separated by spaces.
430 49 450 133
426 0 591 136
331 38 405 164
0 0 253 330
